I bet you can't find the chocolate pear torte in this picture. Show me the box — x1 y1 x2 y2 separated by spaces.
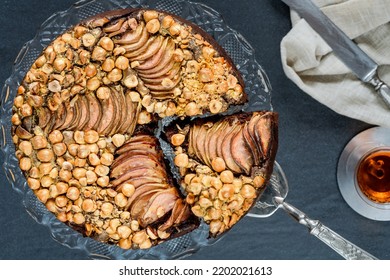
11 8 278 250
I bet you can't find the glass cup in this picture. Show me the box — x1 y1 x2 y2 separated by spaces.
337 127 390 221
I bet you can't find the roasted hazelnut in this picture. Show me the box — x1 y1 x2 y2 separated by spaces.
96 86 111 100
49 167 59 179
211 157 226 172
115 56 129 70
19 157 32 171
53 57 68 72
146 18 160 34
59 169 72 182
191 205 204 217
161 15 174 28
34 55 47 68
132 230 147 245
100 152 114 166
169 22 181 36
73 213 85 225
86 77 101 91
19 141 32 156
202 46 215 60
45 199 58 214
36 189 50 203
48 80 62 93
218 184 235 200
121 183 135 197
117 225 131 239
115 193 127 208
227 74 238 89
101 57 115 72
85 170 98 184
143 10 159 22
72 167 87 180
118 238 132 250
91 46 107 61
171 134 185 146
53 39 67 54
220 170 234 184
184 102 199 116
253 175 265 188
77 145 90 159
184 173 196 185
199 68 214 83
82 33 96 47
66 186 80 201
218 81 228 94
99 37 114 51
107 68 122 82
20 103 32 117
123 74 138 89
174 153 189 168
101 202 114 216
161 78 174 88
186 60 199 73
137 111 152 124
208 207 222 220
112 134 125 147
198 197 213 209
27 95 44 108
27 177 40 190
37 149 54 162
55 196 68 208
38 162 54 176
84 130 99 144
157 230 171 240
73 25 87 38
67 143 79 157
95 165 109 177
48 130 63 144
70 131 82 145
82 198 95 212
14 95 24 108
53 143 67 156
188 182 202 195
56 212 68 223
11 114 21 125
85 63 97 77
88 153 100 166
209 220 223 234
31 135 48 150
78 50 90 65
97 176 109 187
209 99 223 114
241 184 256 199
17 85 26 95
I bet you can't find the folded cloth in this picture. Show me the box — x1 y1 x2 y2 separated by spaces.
281 0 390 127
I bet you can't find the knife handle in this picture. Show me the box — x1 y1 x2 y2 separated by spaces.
279 201 377 260
369 76 390 108
310 222 377 260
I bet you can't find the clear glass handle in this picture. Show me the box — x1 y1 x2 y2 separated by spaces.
279 200 378 260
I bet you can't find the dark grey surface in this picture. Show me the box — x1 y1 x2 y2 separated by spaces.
0 0 387 260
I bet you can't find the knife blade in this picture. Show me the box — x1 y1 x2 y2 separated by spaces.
282 0 390 108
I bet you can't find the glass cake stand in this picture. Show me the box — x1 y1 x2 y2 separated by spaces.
0 0 273 259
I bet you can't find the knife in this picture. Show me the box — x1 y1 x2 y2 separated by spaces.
282 0 390 108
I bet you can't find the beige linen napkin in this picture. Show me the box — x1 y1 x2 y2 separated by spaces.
281 0 390 127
